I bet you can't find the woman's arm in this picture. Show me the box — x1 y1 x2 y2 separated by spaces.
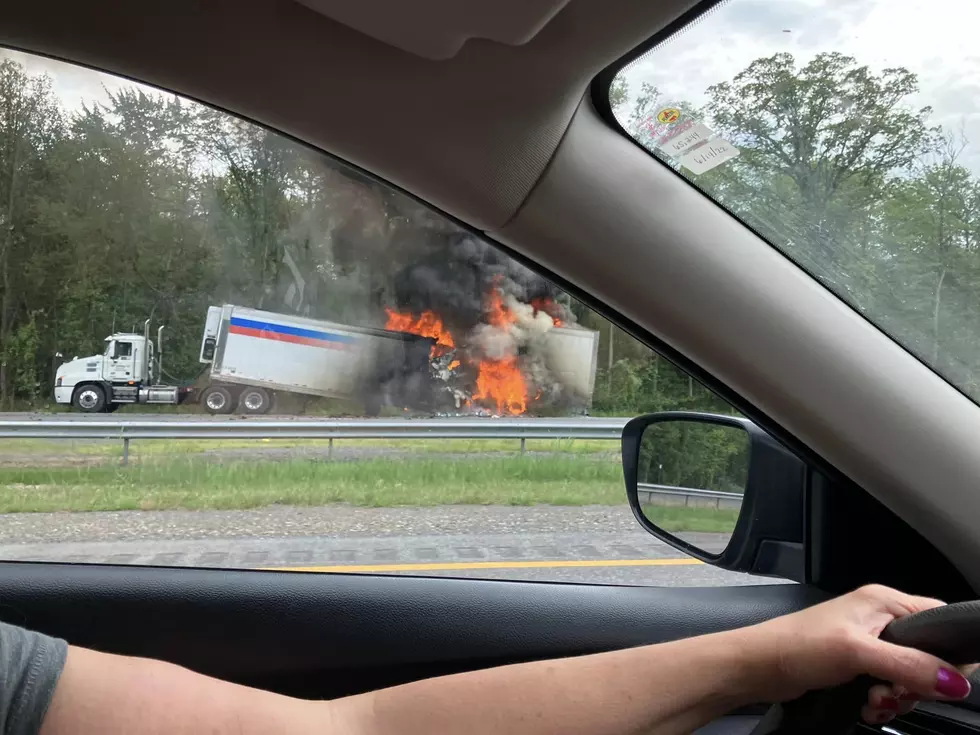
40 627 765 735
332 626 768 735
39 585 973 735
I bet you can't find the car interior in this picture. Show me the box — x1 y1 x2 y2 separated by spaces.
4 0 980 733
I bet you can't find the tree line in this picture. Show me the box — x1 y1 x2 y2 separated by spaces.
0 57 435 409
2 49 974 420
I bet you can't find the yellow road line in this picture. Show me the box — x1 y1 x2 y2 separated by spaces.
263 558 703 573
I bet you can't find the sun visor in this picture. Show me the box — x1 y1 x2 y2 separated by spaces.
293 0 571 59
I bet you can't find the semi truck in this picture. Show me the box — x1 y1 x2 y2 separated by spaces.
54 304 600 415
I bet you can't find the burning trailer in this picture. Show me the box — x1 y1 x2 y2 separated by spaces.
54 230 600 416
384 281 599 416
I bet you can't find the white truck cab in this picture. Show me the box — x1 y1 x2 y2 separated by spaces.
54 323 183 412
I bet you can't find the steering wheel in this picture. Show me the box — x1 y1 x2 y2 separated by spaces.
750 600 980 734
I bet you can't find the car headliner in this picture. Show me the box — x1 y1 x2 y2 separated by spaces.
4 0 980 589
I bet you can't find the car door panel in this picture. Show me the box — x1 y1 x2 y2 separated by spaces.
0 563 825 699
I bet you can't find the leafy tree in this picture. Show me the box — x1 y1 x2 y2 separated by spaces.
0 59 64 407
704 52 934 281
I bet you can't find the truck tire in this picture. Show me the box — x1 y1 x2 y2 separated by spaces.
72 384 106 413
238 387 271 415
201 385 234 415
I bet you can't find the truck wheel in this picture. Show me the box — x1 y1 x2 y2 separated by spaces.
72 385 106 413
238 387 271 415
201 385 234 415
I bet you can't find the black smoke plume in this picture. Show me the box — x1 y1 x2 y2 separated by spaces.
388 232 571 333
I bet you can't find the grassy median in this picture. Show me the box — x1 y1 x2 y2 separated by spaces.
0 454 738 532
1 437 614 458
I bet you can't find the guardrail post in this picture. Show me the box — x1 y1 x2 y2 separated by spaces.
328 437 334 461
122 437 130 467
520 437 526 456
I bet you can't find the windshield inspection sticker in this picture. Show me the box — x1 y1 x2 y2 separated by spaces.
655 107 681 124
659 122 715 158
678 138 739 175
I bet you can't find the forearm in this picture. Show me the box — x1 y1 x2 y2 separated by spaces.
40 646 327 735
41 629 767 735
333 628 766 735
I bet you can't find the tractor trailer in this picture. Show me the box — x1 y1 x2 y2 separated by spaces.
55 304 599 415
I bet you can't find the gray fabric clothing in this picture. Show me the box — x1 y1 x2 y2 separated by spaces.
0 621 67 735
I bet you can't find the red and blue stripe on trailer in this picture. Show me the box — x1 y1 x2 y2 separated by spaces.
228 317 357 350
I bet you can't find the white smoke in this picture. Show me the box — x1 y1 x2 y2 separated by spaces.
468 323 518 361
466 293 558 362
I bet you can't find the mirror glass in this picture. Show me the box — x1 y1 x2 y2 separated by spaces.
636 419 750 553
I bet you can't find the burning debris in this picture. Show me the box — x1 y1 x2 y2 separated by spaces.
381 234 590 416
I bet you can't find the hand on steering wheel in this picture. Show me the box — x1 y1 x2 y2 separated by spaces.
741 585 977 733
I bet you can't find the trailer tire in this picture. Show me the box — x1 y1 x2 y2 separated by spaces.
72 384 106 413
238 387 271 415
201 385 234 415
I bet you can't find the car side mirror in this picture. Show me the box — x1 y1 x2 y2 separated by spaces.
622 411 806 582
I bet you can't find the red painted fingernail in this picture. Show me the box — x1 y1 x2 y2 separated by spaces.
936 668 971 699
879 696 900 710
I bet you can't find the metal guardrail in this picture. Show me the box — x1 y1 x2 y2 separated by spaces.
637 483 743 510
0 418 628 465
0 418 740 506
0 417 628 440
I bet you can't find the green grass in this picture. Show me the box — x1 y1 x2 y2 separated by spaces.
642 506 739 534
0 455 623 512
0 447 737 533
0 455 734 533
1 437 614 460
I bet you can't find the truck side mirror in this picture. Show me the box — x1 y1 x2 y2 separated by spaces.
621 411 806 582
202 337 216 361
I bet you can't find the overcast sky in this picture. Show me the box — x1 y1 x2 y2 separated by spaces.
618 0 980 169
0 47 158 110
4 0 980 170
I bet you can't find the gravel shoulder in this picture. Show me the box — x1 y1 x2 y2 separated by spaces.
0 504 725 547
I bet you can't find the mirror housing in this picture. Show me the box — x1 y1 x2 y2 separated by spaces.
622 411 806 582
201 337 216 361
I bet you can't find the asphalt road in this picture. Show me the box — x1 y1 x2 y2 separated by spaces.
0 505 778 587
1 414 768 586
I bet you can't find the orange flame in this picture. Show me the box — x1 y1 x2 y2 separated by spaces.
486 287 514 328
531 297 563 327
473 356 528 415
385 308 455 358
472 284 529 415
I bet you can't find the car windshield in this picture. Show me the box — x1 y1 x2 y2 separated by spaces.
0 46 752 587
611 0 980 402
